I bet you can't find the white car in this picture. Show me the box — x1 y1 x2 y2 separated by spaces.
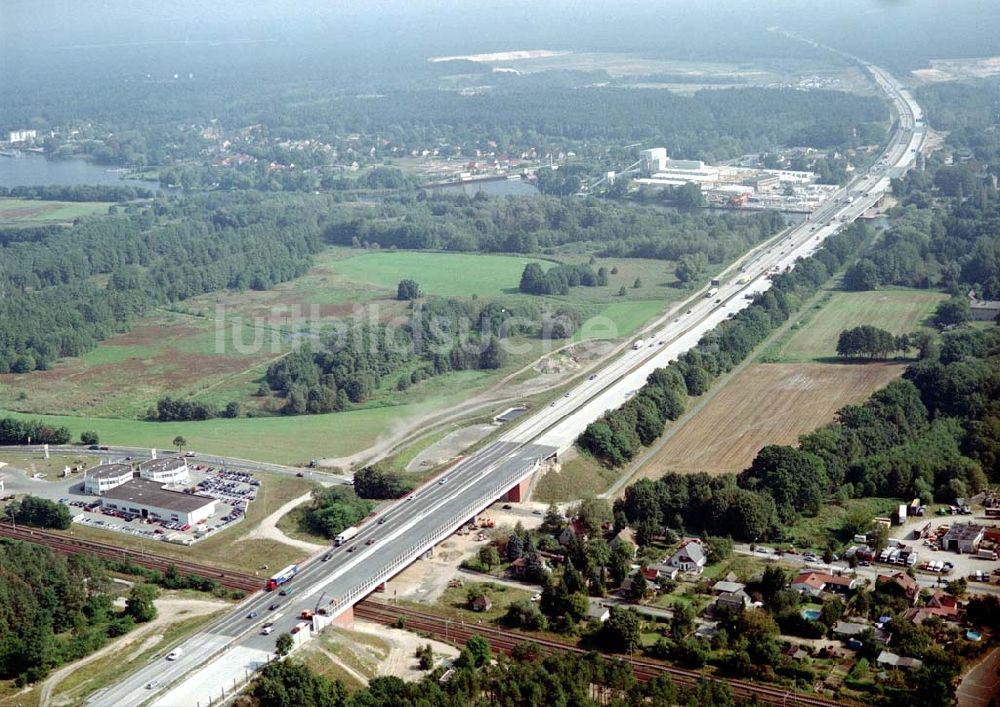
166 649 183 661
146 680 160 690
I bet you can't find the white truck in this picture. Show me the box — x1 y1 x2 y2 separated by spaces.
631 339 644 351
335 526 359 546
977 548 998 561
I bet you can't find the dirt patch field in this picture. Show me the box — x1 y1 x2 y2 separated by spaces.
638 362 906 477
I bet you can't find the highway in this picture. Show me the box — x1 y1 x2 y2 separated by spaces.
88 61 924 706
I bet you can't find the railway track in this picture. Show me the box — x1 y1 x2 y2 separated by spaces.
0 521 262 593
356 601 845 707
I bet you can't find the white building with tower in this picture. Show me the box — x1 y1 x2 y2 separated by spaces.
640 148 668 176
8 129 37 144
138 457 190 486
84 463 135 495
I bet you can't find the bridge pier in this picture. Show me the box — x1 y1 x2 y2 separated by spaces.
332 604 354 628
504 476 532 503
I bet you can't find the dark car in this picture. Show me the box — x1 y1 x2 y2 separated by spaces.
268 603 280 611
347 545 356 552
322 553 331 561
378 517 386 524
366 538 375 545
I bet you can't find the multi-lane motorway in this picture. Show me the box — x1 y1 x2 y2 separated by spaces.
88 61 924 706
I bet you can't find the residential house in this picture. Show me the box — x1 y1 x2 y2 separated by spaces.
667 540 706 574
876 651 923 671
834 620 890 644
924 590 959 619
791 571 857 597
609 526 638 558
646 562 679 581
715 590 752 614
712 581 746 595
782 645 810 661
559 519 590 546
587 604 610 623
875 572 920 605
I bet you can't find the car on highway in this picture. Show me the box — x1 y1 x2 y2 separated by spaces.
714 298 721 303
279 588 292 596
347 545 356 552
166 649 183 661
588 374 597 380
322 553 331 561
564 392 571 397
378 517 387 524
247 610 259 619
366 538 375 545
261 626 273 635
146 680 160 690
268 602 280 610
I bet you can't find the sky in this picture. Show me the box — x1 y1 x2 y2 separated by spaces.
2 0 998 89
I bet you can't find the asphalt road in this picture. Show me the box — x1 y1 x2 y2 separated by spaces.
88 59 924 707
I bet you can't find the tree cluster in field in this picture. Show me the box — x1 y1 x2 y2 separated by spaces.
325 192 786 261
299 487 375 540
0 540 156 685
6 496 72 530
518 262 607 295
0 191 328 373
616 325 999 542
0 184 153 202
579 222 872 467
102 559 244 600
836 325 912 359
251 638 741 707
0 416 71 445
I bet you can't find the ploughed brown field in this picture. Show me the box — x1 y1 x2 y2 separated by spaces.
639 361 906 477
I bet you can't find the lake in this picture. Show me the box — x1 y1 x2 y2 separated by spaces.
0 151 159 190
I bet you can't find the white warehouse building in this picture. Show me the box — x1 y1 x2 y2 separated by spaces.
84 463 135 495
139 456 190 486
101 479 216 526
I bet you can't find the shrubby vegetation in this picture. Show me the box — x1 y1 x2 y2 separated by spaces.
0 184 153 202
352 464 412 500
300 487 375 540
836 325 912 359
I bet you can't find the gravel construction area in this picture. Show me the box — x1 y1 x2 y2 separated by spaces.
405 424 497 472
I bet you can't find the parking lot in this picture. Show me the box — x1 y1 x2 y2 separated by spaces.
68 464 259 544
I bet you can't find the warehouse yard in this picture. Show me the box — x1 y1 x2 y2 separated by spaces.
638 361 906 477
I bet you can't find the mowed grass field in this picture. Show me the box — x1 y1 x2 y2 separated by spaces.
0 396 467 465
769 288 944 362
0 197 112 224
638 362 907 477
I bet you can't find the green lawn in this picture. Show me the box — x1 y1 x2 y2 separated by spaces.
0 197 112 224
327 250 552 298
770 288 945 362
0 398 465 466
535 451 621 503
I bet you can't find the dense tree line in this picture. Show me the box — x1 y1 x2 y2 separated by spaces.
0 416 71 445
324 193 787 262
250 643 743 707
0 192 328 373
0 184 153 202
579 222 872 466
7 496 72 530
0 540 142 685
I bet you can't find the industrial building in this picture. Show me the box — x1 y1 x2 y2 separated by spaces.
100 479 216 526
83 463 135 495
941 522 984 554
138 456 190 485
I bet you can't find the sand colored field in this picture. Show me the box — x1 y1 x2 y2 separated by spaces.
639 362 906 477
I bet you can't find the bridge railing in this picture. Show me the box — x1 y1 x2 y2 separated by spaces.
333 456 542 611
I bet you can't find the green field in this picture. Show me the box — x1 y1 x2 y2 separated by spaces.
0 397 466 465
327 250 551 298
0 197 112 224
769 288 945 362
